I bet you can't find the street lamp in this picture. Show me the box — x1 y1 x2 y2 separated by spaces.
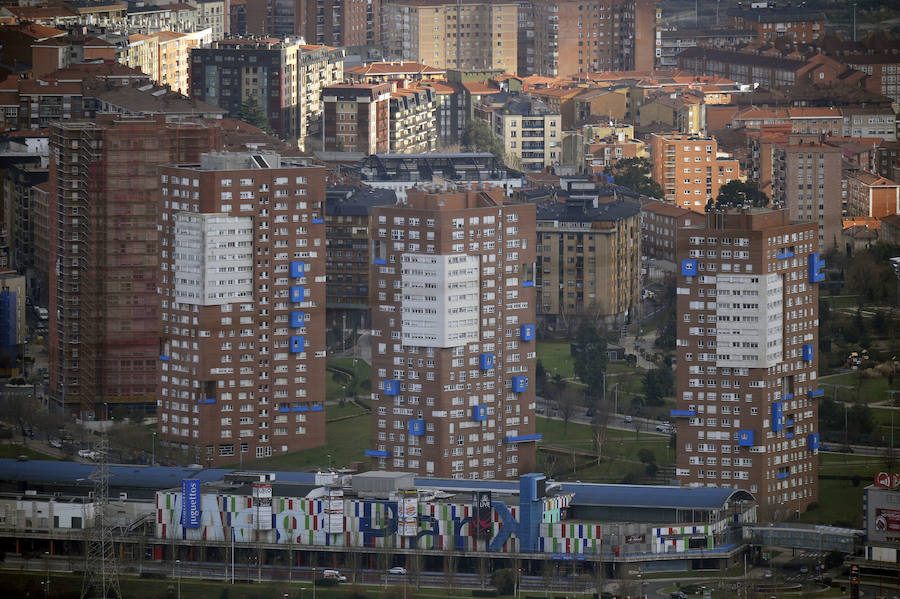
43 551 50 599
176 559 181 599
151 431 156 466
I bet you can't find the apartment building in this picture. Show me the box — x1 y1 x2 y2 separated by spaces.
841 107 897 142
771 139 842 253
657 27 757 69
47 116 218 417
321 82 392 154
157 151 327 467
845 171 900 219
324 186 396 329
675 208 821 518
389 86 437 154
368 188 538 480
641 198 698 265
244 0 379 47
532 0 658 78
843 55 900 105
535 196 642 325
190 38 345 146
476 97 561 172
649 133 741 213
382 0 518 74
677 48 863 91
876 142 900 183
726 3 825 43
517 0 535 76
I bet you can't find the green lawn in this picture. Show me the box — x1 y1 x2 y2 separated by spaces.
797 453 880 526
226 409 371 472
818 371 895 405
7 572 495 599
325 357 371 402
536 341 576 379
0 443 53 460
537 416 674 483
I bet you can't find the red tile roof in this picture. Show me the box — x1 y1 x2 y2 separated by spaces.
461 81 500 95
346 61 444 76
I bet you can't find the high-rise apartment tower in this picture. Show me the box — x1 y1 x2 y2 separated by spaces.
674 208 821 519
47 116 217 417
157 151 327 466
368 188 538 480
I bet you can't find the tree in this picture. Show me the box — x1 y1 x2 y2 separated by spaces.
710 180 769 210
571 322 607 400
557 384 581 433
461 119 506 159
603 157 665 198
643 366 674 406
234 100 271 132
491 568 517 595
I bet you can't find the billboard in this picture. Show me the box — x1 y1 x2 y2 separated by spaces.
472 491 492 539
253 483 273 530
875 509 900 534
181 479 201 528
397 490 418 537
874 472 900 489
325 488 345 534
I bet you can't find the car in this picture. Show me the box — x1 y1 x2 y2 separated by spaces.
764 570 773 579
799 566 809 574
670 593 688 599
624 415 633 424
322 569 346 582
388 567 407 575
656 423 674 433
78 449 98 460
49 438 62 449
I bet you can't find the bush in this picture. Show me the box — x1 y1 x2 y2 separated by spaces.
824 549 845 570
344 587 369 599
472 591 499 597
637 448 655 464
490 568 517 595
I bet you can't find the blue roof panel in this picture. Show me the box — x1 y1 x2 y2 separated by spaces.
0 461 751 509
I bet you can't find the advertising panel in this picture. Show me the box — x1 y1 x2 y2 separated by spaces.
325 487 345 534
253 483 273 530
181 479 201 528
472 491 492 539
397 490 418 537
875 508 900 533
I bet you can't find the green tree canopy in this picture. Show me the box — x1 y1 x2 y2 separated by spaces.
643 366 674 406
709 180 769 211
235 100 271 132
461 119 506 159
603 157 665 198
571 322 607 400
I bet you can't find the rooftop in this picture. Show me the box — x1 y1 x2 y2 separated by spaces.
346 61 445 77
536 197 642 223
678 46 806 71
325 185 397 217
0 460 753 512
846 170 899 187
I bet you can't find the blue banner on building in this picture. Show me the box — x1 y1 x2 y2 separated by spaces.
182 479 201 528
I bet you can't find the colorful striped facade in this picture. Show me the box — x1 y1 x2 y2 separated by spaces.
156 485 729 557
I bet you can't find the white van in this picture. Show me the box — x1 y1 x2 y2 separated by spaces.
322 569 346 582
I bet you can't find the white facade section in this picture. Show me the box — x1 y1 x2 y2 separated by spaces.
715 273 783 368
400 253 480 348
173 213 254 306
